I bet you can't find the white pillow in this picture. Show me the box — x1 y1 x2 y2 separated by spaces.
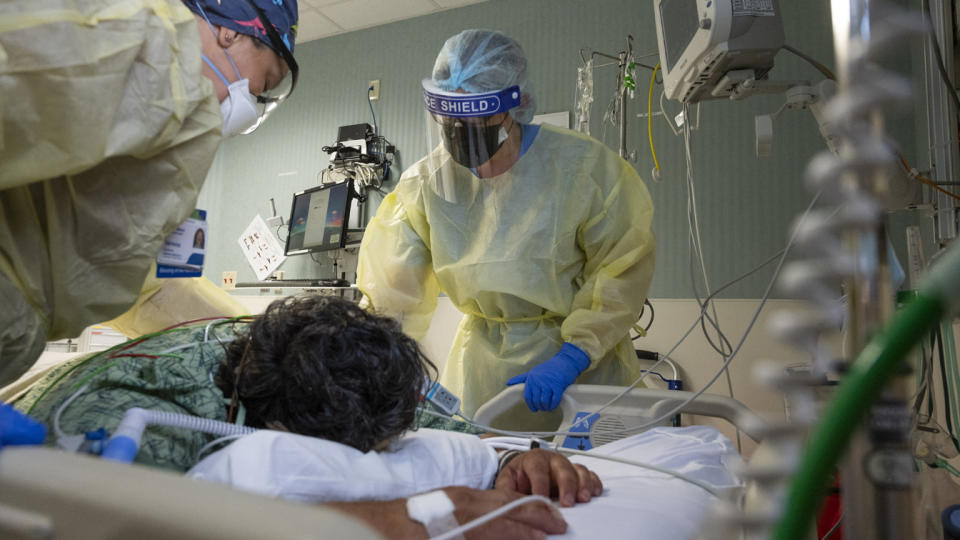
188 428 498 503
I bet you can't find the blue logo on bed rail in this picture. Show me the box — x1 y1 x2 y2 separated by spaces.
561 412 600 451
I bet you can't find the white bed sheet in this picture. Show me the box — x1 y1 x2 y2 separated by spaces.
190 425 742 539
556 425 743 539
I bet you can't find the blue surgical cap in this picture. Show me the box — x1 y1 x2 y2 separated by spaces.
185 0 298 55
432 29 536 123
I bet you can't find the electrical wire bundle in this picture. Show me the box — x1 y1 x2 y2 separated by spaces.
914 323 960 476
320 161 384 191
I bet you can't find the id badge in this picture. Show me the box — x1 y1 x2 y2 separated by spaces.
156 209 207 278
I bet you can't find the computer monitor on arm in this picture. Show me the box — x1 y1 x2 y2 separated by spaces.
285 181 354 256
653 0 785 103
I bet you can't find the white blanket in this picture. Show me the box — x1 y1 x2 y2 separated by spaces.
559 425 743 539
189 425 742 539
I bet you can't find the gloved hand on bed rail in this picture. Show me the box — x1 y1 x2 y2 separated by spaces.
506 343 590 412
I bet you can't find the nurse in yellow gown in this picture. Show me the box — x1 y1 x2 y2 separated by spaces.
357 29 656 429
0 0 299 386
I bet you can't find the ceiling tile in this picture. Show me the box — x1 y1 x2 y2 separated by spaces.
319 0 436 31
431 0 487 7
295 7 343 43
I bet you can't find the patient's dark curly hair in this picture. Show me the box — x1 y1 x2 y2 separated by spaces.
215 295 435 452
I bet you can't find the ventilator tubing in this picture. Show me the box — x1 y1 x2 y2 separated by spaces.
102 408 256 463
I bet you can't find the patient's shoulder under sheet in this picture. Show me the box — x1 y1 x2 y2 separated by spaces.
188 428 498 502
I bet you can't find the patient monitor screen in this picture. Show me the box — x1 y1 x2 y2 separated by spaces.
285 182 351 255
660 0 701 72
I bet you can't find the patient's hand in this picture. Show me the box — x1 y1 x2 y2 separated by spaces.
494 449 603 507
444 486 567 539
327 487 566 539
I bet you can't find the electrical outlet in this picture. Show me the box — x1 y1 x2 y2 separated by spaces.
369 79 381 101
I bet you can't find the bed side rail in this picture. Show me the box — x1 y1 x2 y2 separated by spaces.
474 384 768 443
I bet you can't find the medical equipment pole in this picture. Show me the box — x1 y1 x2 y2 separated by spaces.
617 36 634 161
618 48 627 159
590 35 635 161
829 2 920 537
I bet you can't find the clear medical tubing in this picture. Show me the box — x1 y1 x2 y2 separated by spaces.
101 407 256 463
773 243 960 540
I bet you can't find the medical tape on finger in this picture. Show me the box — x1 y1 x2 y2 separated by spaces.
406 490 462 539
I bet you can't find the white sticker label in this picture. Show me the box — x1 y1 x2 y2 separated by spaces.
733 0 775 16
238 214 286 281
221 271 238 289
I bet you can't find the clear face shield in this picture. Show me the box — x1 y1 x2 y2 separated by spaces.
422 80 522 200
242 0 299 134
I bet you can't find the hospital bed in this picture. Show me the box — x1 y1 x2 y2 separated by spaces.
0 447 380 539
0 382 774 540
475 384 779 540
474 384 768 448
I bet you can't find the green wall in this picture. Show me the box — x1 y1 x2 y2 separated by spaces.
198 0 921 298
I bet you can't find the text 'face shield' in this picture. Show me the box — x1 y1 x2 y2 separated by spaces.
422 80 522 177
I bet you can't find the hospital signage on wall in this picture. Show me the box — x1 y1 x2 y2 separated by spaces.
156 209 207 278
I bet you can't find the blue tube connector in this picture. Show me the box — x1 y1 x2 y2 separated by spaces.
101 407 256 463
101 435 139 463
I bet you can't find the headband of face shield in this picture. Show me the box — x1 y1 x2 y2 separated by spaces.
195 0 299 136
422 79 523 168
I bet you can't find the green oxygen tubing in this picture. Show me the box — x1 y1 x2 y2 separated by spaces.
774 241 960 540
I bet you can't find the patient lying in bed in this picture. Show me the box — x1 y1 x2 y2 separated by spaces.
6 294 609 538
10 294 741 538
13 295 473 471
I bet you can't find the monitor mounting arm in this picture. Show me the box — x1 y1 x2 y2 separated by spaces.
750 79 840 157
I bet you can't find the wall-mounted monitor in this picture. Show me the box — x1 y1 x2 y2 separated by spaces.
654 0 785 103
285 181 354 255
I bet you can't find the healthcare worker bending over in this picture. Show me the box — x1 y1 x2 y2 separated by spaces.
0 0 298 386
357 29 656 428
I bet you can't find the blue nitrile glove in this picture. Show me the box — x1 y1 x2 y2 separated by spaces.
0 403 47 451
506 343 590 412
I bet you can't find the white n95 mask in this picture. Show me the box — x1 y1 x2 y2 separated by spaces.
202 53 259 138
219 78 259 137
